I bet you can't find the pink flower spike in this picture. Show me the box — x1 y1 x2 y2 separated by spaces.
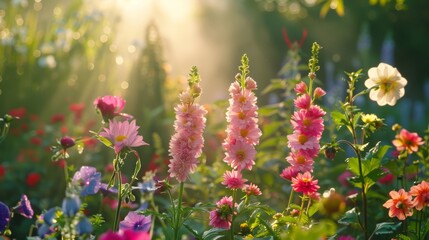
294 81 307 95
99 119 148 154
94 95 126 120
313 87 326 98
222 170 247 189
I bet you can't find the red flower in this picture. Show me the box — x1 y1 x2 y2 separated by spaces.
8 107 26 119
69 103 85 123
0 165 5 179
51 114 65 123
291 171 320 195
26 173 41 187
30 137 42 146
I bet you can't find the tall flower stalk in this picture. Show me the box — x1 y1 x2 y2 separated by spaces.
167 66 207 240
280 42 325 218
211 54 261 239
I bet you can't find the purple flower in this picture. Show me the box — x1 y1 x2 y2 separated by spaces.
72 166 101 196
16 194 34 218
119 211 151 232
0 201 10 233
99 183 118 195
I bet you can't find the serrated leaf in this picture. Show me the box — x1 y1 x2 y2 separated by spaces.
331 111 348 129
338 208 359 225
372 222 401 235
346 157 359 176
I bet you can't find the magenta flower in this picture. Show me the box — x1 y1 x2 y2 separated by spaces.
94 95 126 120
209 196 234 229
99 230 150 240
291 172 320 195
16 194 33 218
119 211 151 232
286 151 315 172
222 170 247 189
392 128 425 154
242 183 262 196
280 166 299 181
100 119 148 154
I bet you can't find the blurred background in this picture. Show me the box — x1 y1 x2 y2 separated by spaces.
1 0 429 237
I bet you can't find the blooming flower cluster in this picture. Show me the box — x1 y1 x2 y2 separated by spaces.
281 81 325 197
168 66 207 182
392 128 425 154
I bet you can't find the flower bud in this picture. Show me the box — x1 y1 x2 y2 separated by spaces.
294 81 307 95
321 188 346 218
60 136 75 149
313 87 326 98
324 147 336 160
245 77 257 90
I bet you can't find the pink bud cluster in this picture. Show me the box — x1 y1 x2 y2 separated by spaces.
168 85 207 183
281 82 326 196
222 77 262 188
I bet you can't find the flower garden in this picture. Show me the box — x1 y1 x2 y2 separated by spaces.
1 0 429 240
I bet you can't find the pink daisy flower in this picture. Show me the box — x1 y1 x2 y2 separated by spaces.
294 94 311 109
223 139 256 171
242 183 262 196
287 132 319 151
280 166 299 181
291 171 320 195
291 109 324 138
294 81 307 94
286 151 314 172
383 189 413 220
222 170 247 189
100 119 148 154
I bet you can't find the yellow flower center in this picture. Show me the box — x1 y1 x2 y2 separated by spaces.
303 118 311 127
296 155 306 164
236 150 245 161
302 177 311 183
115 135 127 142
298 134 308 145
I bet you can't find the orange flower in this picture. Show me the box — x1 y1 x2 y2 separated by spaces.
382 189 413 220
410 181 429 211
392 129 424 154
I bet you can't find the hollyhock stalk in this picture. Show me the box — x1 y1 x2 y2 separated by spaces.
167 66 206 240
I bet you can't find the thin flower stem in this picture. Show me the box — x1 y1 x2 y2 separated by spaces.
298 195 306 222
113 170 122 232
230 189 237 240
305 198 312 215
174 182 184 240
286 189 294 213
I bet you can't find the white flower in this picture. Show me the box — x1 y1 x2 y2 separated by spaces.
364 62 407 106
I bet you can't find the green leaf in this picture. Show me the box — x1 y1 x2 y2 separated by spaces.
331 111 348 129
307 202 320 217
346 157 360 176
90 131 112 148
259 104 282 117
183 220 205 240
338 208 359 225
372 222 401 235
202 228 228 240
261 79 286 95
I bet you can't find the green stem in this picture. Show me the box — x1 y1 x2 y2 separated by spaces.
285 189 294 214
298 195 306 222
230 189 237 240
113 171 122 232
63 159 69 184
174 182 184 240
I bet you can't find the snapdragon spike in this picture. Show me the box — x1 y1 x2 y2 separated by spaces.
168 66 207 182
